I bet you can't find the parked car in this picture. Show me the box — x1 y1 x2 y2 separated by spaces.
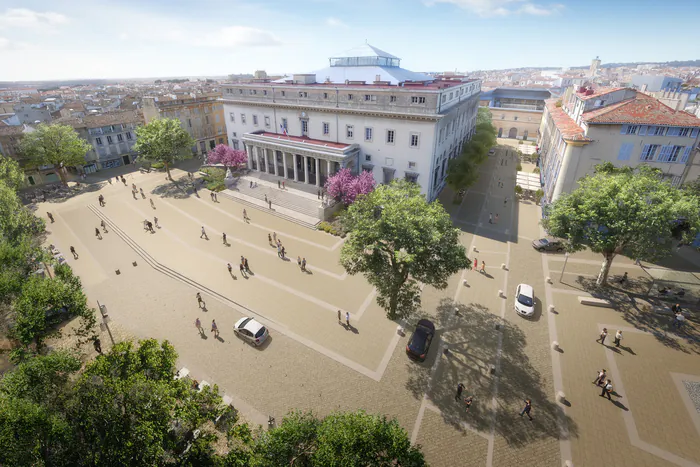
233 317 269 346
406 319 435 361
488 148 496 156
532 237 565 253
514 284 535 317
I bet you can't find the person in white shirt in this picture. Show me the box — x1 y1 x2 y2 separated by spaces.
614 330 623 347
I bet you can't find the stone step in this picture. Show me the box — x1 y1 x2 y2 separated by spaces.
229 182 321 218
216 191 319 230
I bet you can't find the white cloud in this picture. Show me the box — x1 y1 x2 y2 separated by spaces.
194 26 281 47
427 0 561 16
0 8 68 29
325 17 349 28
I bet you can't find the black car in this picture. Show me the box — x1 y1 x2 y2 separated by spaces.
406 319 435 362
532 237 565 252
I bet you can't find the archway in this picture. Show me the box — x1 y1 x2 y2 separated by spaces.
508 127 517 139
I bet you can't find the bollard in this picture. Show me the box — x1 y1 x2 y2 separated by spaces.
472 246 477 252
501 263 506 270
463 279 468 286
546 276 552 284
498 289 504 297
565 461 574 467
557 391 566 403
454 307 460 316
548 304 555 313
552 341 559 350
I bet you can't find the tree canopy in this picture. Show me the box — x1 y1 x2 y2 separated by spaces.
18 124 92 186
543 163 700 285
0 154 24 190
446 121 497 193
476 107 493 125
207 144 247 169
133 118 195 180
340 180 470 319
324 168 376 206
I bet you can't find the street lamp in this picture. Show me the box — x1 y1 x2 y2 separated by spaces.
97 300 115 345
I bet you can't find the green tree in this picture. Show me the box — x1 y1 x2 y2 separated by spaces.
18 124 92 186
341 180 470 319
543 164 700 285
446 121 497 193
0 181 44 244
476 107 492 125
134 118 196 181
0 154 24 190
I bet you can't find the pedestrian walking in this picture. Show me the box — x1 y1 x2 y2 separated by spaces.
504 197 508 207
227 263 232 274
264 194 268 203
269 199 272 209
244 257 250 272
278 180 281 189
211 319 219 338
596 328 608 345
210 192 215 201
249 180 253 188
276 239 281 249
146 221 154 233
193 186 198 196
614 330 623 347
674 310 685 329
635 258 642 266
317 189 321 199
489 212 493 224
132 183 136 191
281 246 286 259
277 244 281 257
98 194 105 206
144 219 149 230
70 246 78 259
150 198 155 209
480 261 486 274
108 177 112 185
239 262 247 278
222 232 227 244
196 292 205 309
95 227 102 239
139 188 145 199
592 369 606 385
132 189 137 200
495 213 499 224
337 309 341 323
282 181 285 189
273 232 277 243
301 257 307 272
243 209 248 222
200 226 208 239
455 383 465 401
47 212 54 223
101 220 107 232
464 395 473 413
154 216 159 228
195 317 203 335
93 338 102 354
268 233 273 245
345 311 350 327
519 399 533 420
121 176 126 186
474 257 478 270
600 380 613 400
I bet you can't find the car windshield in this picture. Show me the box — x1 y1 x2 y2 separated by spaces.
254 327 266 338
518 294 534 307
239 318 253 328
540 239 549 245
409 329 429 352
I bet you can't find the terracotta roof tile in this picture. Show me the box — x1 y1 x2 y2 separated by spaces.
545 100 591 142
583 93 700 127
577 87 624 101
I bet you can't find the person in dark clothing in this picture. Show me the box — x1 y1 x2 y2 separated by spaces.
520 399 533 420
93 338 102 354
455 383 465 402
47 212 54 223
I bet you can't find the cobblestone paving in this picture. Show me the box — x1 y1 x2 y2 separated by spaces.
683 381 700 413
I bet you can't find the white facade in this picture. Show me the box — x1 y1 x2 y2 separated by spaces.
221 45 480 201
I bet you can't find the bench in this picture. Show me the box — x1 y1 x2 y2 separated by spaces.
578 296 614 308
653 305 692 318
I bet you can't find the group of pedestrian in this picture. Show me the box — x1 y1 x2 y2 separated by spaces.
239 256 251 278
488 212 499 224
277 180 285 189
297 256 307 272
593 369 615 400
337 309 351 328
194 317 219 338
595 328 624 348
143 218 155 233
210 191 218 202
473 257 485 274
268 232 286 259
454 383 474 413
671 304 685 329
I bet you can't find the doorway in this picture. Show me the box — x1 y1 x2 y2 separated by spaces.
508 128 517 139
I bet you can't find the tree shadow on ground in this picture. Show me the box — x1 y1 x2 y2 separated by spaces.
406 298 578 448
150 177 192 200
21 182 106 205
572 276 700 354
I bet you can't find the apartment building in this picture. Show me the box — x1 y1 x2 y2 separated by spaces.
538 85 700 203
221 44 481 201
479 88 550 141
142 94 227 157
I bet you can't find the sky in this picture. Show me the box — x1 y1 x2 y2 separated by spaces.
0 0 699 81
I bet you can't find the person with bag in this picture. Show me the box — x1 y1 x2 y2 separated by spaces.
600 380 613 400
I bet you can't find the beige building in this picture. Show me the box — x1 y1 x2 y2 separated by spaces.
479 88 550 141
143 94 227 157
538 86 700 203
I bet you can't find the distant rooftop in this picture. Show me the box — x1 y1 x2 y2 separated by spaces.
253 131 353 150
545 99 591 142
582 93 700 127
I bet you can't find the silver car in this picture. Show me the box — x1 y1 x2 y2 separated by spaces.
233 317 269 346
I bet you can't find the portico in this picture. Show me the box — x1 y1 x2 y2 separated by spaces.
242 132 360 188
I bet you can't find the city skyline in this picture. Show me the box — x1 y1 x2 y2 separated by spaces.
0 0 699 81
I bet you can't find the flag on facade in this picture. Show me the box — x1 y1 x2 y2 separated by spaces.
280 123 288 136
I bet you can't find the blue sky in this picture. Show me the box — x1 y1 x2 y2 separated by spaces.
0 0 698 81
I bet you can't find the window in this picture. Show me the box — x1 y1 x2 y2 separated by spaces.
238 89 243 94
411 96 426 104
188 118 192 127
390 95 397 102
323 122 329 135
667 127 681 137
117 134 123 142
229 112 235 122
439 128 445 142
364 94 377 102
209 140 216 150
386 129 395 144
681 146 692 163
405 173 418 183
621 125 639 135
252 115 258 126
347 94 353 100
410 133 420 147
264 116 270 128
232 140 239 150
513 116 518 121
323 92 328 99
215 114 220 123
365 127 373 141
263 90 267 96
95 137 102 145
298 91 308 98
126 132 132 140
218 138 224 144
249 89 255 95
668 145 683 162
449 92 453 100
205 115 210 124
647 126 665 136
281 91 285 97
441 95 446 103
232 132 237 137
281 118 287 131
346 125 354 139
640 144 659 161
365 154 371 161
241 114 246 124
106 136 113 144
679 128 690 137
408 161 416 169
617 143 633 161
301 120 308 135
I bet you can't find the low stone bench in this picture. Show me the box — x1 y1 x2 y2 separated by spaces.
653 305 692 318
578 296 614 308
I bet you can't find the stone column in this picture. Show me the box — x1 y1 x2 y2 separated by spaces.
303 155 310 184
293 154 299 181
283 153 289 179
245 144 253 169
326 159 332 178
273 151 279 176
256 147 263 172
315 157 321 187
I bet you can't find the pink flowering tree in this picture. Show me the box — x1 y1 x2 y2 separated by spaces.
325 168 376 205
207 144 248 170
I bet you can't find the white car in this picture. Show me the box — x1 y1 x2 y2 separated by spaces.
514 284 535 317
233 317 269 346
488 148 496 156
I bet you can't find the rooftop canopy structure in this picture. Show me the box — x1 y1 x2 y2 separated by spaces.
328 44 401 68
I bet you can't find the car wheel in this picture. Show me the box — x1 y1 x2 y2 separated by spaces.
538 247 545 252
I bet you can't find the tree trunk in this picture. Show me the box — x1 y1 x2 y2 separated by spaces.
388 288 399 320
165 162 172 181
58 166 68 186
596 254 614 286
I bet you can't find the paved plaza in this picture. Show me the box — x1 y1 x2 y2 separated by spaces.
41 152 700 466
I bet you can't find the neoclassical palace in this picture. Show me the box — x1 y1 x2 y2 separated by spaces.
221 44 481 200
